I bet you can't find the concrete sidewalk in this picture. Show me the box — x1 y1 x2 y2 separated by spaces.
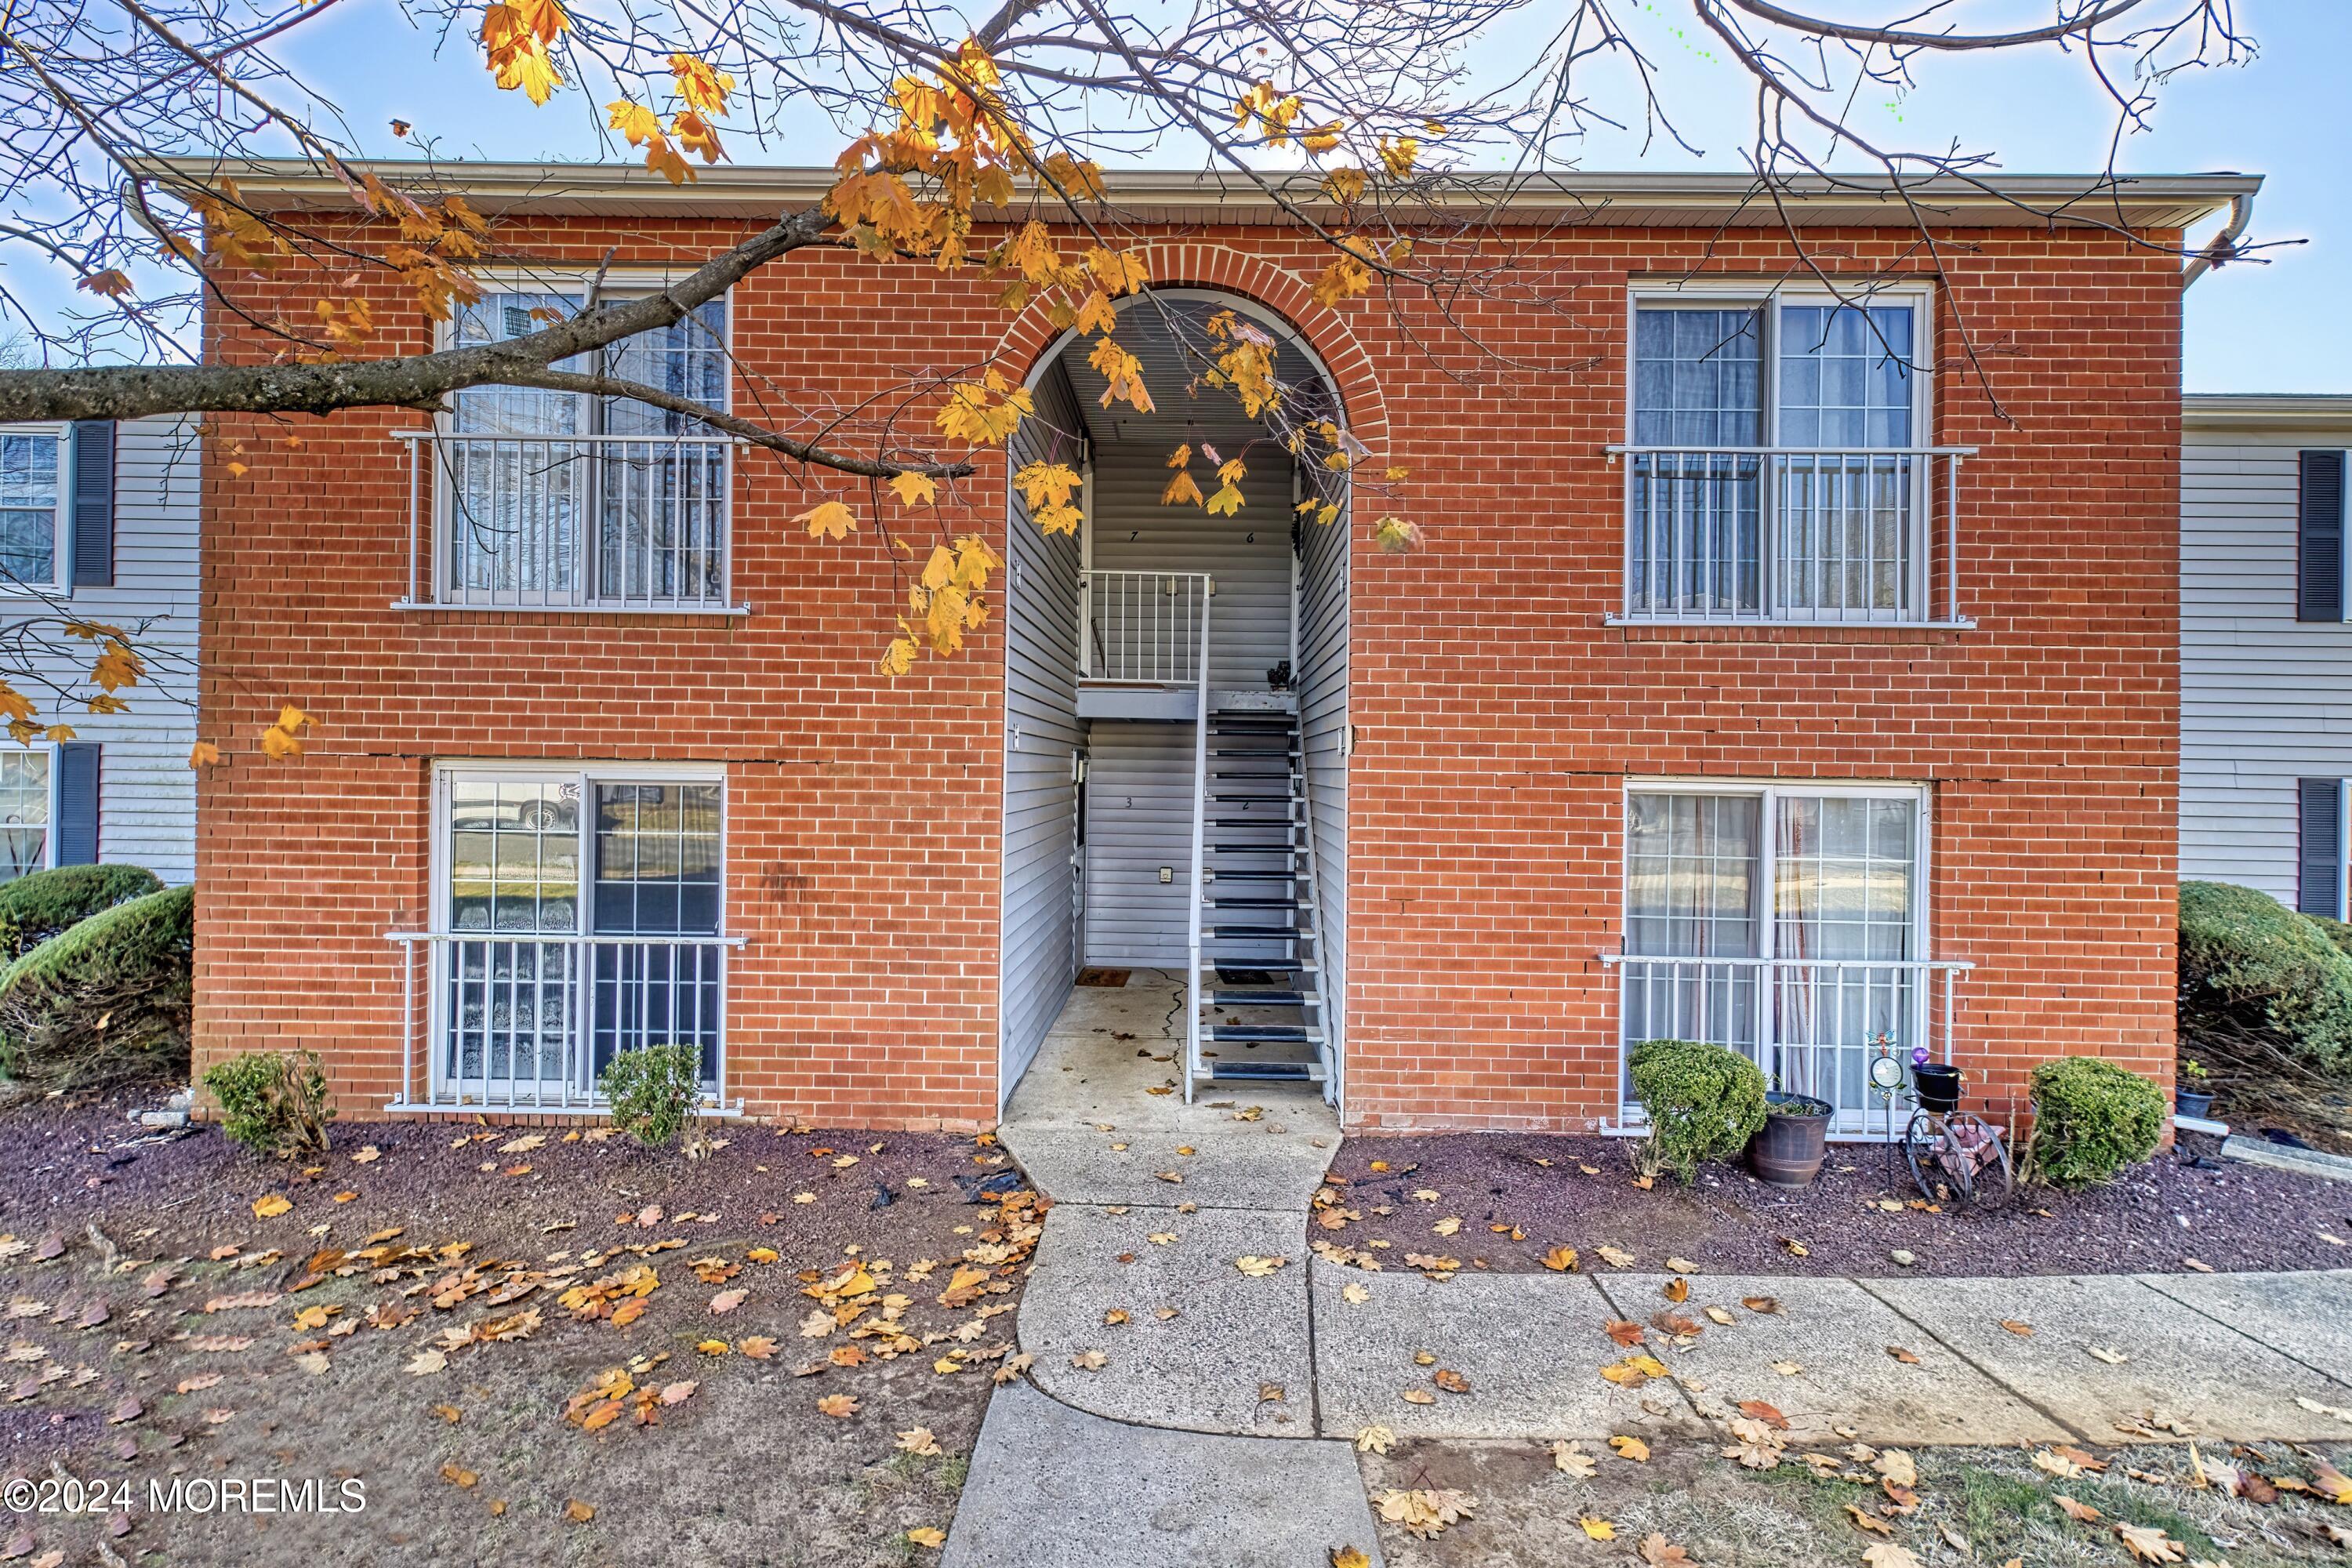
949 976 2352 1565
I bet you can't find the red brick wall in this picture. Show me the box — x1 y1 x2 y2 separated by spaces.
198 212 2180 1132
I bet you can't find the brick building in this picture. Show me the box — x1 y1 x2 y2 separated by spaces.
191 163 2247 1133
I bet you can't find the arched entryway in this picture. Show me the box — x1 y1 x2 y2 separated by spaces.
996 289 1353 1116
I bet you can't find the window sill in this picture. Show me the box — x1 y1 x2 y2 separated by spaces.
1605 615 1974 641
390 600 752 618
380 1097 747 1119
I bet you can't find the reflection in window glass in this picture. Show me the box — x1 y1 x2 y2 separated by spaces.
0 750 48 880
1777 305 1914 448
594 782 721 935
0 434 59 586
445 779 579 933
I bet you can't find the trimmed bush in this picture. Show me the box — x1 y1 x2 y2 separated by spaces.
2178 880 2352 1074
1628 1037 1768 1184
0 863 162 959
0 884 191 1091
599 1043 704 1149
2026 1057 2165 1187
202 1050 332 1160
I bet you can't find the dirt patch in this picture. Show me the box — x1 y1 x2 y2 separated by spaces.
1362 1432 2352 1566
1327 1130 2352 1277
0 1095 1036 1566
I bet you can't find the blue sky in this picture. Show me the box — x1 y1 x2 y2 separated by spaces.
75 0 2352 390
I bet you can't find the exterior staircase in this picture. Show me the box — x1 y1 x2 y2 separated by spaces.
1186 706 1330 1091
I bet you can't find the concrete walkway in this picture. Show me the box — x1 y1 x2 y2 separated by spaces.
949 975 2352 1565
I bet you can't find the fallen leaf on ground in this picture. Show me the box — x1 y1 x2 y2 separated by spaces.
1843 1503 1893 1537
1400 1387 1436 1405
1998 1319 2034 1337
1552 1440 1596 1478
1234 1256 1288 1277
1604 1319 1647 1347
1070 1350 1108 1371
1356 1425 1394 1454
906 1527 946 1550
1432 1367 1469 1394
1542 1247 1579 1272
1737 1400 1788 1430
1579 1516 1616 1541
440 1462 478 1489
1704 1306 1737 1326
2087 1345 2129 1364
1377 1489 1476 1540
896 1428 942 1456
1662 1276 1689 1303
1742 1295 1784 1314
2114 1522 2184 1563
564 1499 595 1524
251 1196 291 1218
1638 1534 1693 1566
1610 1435 1650 1462
2054 1494 2100 1523
1596 1246 1635 1269
815 1394 859 1418
2033 1448 2085 1480
1330 1550 1369 1568
1341 1283 1371 1305
1860 1546 1922 1568
1886 1345 1920 1364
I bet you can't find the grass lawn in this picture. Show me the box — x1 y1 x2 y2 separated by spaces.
0 1098 1037 1566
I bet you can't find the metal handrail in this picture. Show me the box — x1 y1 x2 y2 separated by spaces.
1080 569 1214 684
1182 586 1212 1102
388 928 744 1112
394 429 742 613
1294 724 1331 1098
1606 443 1973 626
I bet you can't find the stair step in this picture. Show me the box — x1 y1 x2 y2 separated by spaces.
1210 842 1306 853
1203 989 1313 1006
1213 792 1298 802
1204 897 1298 909
1205 1022 1322 1043
1207 924 1313 939
1206 869 1298 881
1210 961 1317 976
1211 816 1300 827
1207 1060 1326 1083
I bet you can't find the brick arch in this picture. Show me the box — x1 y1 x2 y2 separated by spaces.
993 242 1391 452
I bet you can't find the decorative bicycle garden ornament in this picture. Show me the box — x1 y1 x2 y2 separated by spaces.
1899 1058 2014 1210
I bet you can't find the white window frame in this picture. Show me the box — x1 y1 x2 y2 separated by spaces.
0 423 71 594
1614 281 1973 627
401 273 744 615
412 760 739 1110
0 741 58 880
1611 777 1959 1134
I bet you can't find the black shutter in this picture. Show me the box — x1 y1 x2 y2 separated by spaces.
2299 449 2346 622
68 421 115 589
2299 777 2344 919
53 742 99 867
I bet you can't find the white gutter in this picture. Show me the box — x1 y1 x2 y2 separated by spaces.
2182 191 2256 289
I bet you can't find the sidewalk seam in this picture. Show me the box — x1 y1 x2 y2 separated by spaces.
1852 1276 2090 1443
2136 1273 2352 1394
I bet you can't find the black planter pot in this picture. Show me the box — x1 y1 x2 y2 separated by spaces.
1750 1092 1833 1189
2176 1088 2216 1120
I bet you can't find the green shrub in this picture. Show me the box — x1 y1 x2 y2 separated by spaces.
201 1050 332 1160
0 884 191 1091
0 863 162 959
599 1043 705 1149
2178 880 2352 1073
1628 1038 1768 1184
2026 1057 2165 1187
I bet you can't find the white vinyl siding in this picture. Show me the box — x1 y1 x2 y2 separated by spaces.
1083 720 1197 966
2181 427 2352 901
1087 447 1292 691
1298 488 1349 1102
998 365 1086 1101
0 416 198 884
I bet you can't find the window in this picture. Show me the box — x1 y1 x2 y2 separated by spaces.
1620 288 1958 624
0 428 66 589
426 289 731 609
1620 783 1936 1125
0 750 49 878
432 767 728 1106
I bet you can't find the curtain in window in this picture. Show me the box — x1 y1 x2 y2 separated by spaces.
1631 308 1764 615
1775 304 1917 615
1624 792 1761 1060
1772 794 1917 1107
442 778 580 1087
0 751 49 880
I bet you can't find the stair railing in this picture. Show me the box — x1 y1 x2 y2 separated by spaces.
1294 730 1333 1101
1183 582 1213 1102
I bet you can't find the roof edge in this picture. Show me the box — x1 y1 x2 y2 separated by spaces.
2184 394 2352 432
148 158 2259 230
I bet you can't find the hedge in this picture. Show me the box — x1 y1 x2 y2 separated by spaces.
0 884 193 1091
2178 880 2352 1074
0 863 162 959
2027 1057 2165 1187
1628 1037 1768 1183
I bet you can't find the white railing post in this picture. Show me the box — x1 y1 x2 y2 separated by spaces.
1184 584 1212 1102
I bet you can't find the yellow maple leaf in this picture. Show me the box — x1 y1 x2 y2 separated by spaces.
252 1195 292 1218
187 740 222 769
906 1527 946 1549
1580 1517 1617 1541
1205 482 1244 517
1330 1551 1370 1568
889 472 938 509
800 501 857 540
1161 470 1204 508
1013 461 1081 510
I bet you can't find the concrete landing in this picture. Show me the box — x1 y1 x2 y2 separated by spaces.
998 968 1339 1209
942 1378 1386 1568
1021 1204 1313 1435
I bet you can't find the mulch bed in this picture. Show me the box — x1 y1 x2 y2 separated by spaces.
0 1092 1035 1567
1328 1129 2352 1277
